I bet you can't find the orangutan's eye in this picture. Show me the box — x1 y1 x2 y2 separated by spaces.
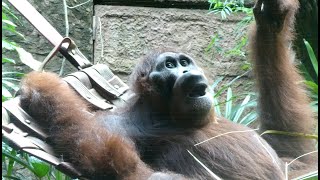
166 61 176 68
180 59 189 67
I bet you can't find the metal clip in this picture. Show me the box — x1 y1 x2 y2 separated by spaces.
59 38 93 70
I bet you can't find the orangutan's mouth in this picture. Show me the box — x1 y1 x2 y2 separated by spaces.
188 83 207 98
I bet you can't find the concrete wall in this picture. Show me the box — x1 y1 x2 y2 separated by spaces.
94 5 250 86
3 0 253 92
3 0 93 75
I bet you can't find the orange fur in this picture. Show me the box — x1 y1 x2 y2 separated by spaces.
18 0 317 179
20 72 152 179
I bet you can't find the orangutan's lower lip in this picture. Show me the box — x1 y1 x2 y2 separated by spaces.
188 83 207 98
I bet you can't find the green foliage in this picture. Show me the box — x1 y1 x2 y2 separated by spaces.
206 0 254 74
2 142 43 178
261 130 318 141
225 36 248 57
2 1 22 102
292 170 318 180
206 32 249 59
205 27 251 72
301 39 318 113
303 39 318 77
2 2 72 179
205 34 223 54
2 142 73 180
211 74 257 126
208 0 252 20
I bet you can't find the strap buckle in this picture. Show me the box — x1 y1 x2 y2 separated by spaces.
59 38 92 70
39 37 92 71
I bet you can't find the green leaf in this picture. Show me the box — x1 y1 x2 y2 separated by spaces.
2 77 21 82
214 85 229 98
29 156 50 178
292 171 317 180
211 76 224 90
2 149 35 174
2 72 24 77
311 105 318 113
2 80 19 91
2 2 10 10
310 101 318 106
299 63 313 82
2 95 9 102
225 87 233 118
223 8 230 16
3 25 25 39
213 72 246 98
212 89 222 117
309 94 318 100
2 57 16 64
303 39 318 76
2 175 21 180
226 74 243 86
221 10 226 19
225 6 232 14
239 112 257 126
6 149 17 176
260 130 318 140
2 86 12 98
2 5 20 21
304 80 318 95
54 168 65 180
2 19 16 27
233 95 251 123
206 34 218 52
2 22 16 32
16 47 42 70
2 40 17 50
208 2 214 10
241 63 250 71
2 12 8 20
